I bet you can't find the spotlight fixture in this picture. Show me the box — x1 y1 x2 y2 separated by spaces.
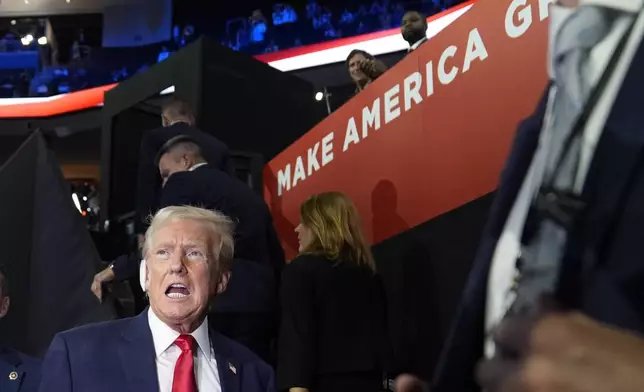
21 34 33 46
315 92 324 101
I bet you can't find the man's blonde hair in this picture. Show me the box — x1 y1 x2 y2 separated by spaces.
143 206 235 272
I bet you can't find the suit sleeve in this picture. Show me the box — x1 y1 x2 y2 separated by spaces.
38 334 73 392
276 261 316 390
265 366 277 392
111 252 141 281
159 173 197 209
222 149 234 176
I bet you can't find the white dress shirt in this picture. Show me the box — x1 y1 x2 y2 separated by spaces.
189 162 208 171
148 309 222 392
484 0 644 358
409 37 428 52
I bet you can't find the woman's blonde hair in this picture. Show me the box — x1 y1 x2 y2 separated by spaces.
300 192 375 272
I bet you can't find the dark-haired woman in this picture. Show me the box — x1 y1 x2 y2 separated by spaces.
346 49 388 93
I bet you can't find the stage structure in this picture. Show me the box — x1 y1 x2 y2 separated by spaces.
264 0 552 379
100 36 322 226
0 131 116 357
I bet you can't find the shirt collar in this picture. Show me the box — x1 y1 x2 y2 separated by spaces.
168 120 190 126
581 0 642 13
547 0 642 79
410 37 427 51
147 308 211 358
189 162 207 171
547 4 576 79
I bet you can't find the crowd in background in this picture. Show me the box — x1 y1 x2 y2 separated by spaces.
0 0 464 99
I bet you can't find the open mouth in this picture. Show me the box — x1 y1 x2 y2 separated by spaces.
165 283 191 299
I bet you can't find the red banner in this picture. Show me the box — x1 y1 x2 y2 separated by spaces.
265 0 553 259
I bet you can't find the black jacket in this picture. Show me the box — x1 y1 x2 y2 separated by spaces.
135 122 231 234
113 165 285 311
159 164 284 270
277 254 391 390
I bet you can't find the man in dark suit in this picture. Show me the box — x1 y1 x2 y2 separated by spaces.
91 136 284 360
401 11 428 54
39 206 275 392
91 98 231 301
429 1 644 391
0 266 40 392
136 98 232 235
156 135 283 271
156 136 284 362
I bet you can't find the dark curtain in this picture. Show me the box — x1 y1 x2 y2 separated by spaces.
0 132 116 357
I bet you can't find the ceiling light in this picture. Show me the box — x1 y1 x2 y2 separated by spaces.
315 92 323 101
37 36 47 45
10 20 16 25
72 193 82 214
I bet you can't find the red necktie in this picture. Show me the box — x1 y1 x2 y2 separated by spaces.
172 335 198 392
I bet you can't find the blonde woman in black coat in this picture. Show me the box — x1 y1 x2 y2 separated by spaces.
277 192 390 392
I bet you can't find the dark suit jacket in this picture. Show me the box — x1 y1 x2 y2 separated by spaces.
277 254 391 390
112 166 285 307
0 348 40 392
406 37 428 54
433 38 644 391
159 164 285 276
135 121 231 234
38 310 275 392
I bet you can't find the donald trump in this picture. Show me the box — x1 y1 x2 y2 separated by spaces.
39 206 275 392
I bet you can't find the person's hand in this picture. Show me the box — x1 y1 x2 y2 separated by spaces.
359 58 377 75
90 267 116 302
477 312 644 392
359 59 386 79
395 374 429 392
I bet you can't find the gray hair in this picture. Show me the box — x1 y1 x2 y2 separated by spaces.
143 206 235 273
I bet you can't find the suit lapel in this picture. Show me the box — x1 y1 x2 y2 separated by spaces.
119 310 160 392
211 331 241 392
579 38 644 269
0 353 22 392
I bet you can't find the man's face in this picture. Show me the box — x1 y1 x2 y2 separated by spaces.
145 219 226 329
158 153 188 186
401 12 426 41
348 53 367 82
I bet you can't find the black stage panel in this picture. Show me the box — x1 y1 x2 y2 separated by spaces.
101 36 322 225
0 132 116 357
372 192 494 380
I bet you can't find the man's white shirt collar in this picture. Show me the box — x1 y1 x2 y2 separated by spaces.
410 37 427 51
189 162 207 171
168 120 190 126
581 0 642 13
148 308 211 358
547 0 642 79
